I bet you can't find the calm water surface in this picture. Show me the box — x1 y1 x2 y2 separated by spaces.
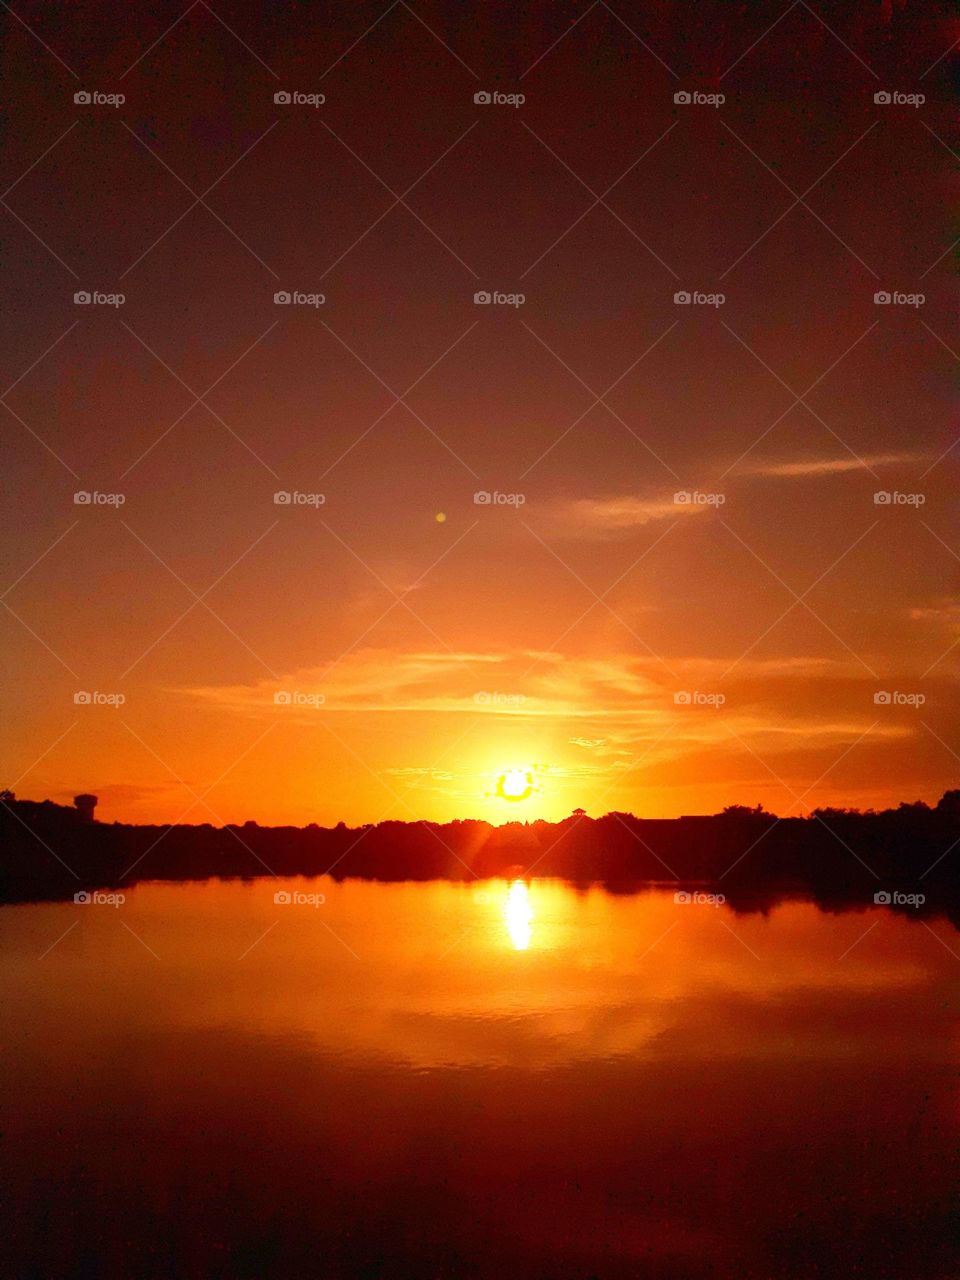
2 877 957 1279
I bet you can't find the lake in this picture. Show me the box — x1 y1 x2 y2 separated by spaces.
2 877 957 1279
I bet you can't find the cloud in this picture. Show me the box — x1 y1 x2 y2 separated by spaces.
734 452 926 478
909 597 960 629
178 650 912 751
544 494 707 538
181 649 663 719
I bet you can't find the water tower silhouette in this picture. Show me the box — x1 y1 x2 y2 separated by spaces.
74 794 97 823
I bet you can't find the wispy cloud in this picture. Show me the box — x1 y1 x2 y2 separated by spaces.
909 597 960 629
735 452 926 478
178 650 910 746
181 649 663 719
543 494 708 538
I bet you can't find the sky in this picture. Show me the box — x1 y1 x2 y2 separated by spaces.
1 0 958 826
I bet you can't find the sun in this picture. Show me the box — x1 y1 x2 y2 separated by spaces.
497 768 533 802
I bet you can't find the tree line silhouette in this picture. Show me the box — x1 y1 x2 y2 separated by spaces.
2 790 959 921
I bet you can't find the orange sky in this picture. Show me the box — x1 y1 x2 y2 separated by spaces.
1 0 958 826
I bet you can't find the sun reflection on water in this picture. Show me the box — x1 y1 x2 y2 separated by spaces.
505 880 533 950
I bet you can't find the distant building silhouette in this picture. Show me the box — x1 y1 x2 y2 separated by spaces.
74 794 97 823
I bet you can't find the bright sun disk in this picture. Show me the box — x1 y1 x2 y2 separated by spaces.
498 768 533 801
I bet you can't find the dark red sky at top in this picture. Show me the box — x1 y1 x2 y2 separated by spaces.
1 1 958 826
